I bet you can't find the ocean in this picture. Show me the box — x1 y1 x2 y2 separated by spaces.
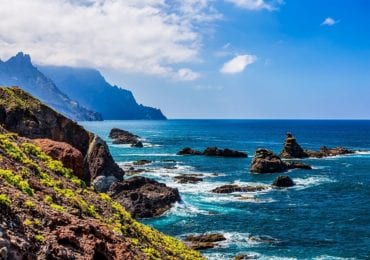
81 120 370 259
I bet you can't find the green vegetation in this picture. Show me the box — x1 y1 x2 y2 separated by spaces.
23 218 33 226
34 234 44 243
0 169 34 196
25 200 35 208
0 194 11 207
0 87 41 110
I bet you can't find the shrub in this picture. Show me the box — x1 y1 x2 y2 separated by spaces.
0 169 34 196
0 194 11 207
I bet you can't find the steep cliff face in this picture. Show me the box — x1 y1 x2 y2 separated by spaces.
40 65 167 120
0 125 202 259
0 86 123 184
0 52 102 121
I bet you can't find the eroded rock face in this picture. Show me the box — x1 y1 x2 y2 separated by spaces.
109 128 142 147
211 184 267 194
108 176 181 218
280 133 308 159
250 149 311 173
92 175 118 193
178 147 247 158
33 138 84 179
85 135 124 182
272 176 295 187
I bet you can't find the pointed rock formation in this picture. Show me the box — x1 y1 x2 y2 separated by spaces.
280 133 308 158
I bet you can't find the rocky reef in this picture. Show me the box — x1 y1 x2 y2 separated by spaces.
184 234 226 250
272 176 295 187
0 87 201 259
250 149 312 173
211 184 268 193
178 147 247 158
280 133 354 158
109 128 143 147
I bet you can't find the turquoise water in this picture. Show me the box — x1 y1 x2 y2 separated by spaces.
81 120 370 259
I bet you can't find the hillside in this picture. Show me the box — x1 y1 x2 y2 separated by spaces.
0 87 202 259
40 66 167 120
0 52 101 121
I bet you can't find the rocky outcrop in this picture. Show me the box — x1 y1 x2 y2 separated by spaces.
109 128 143 147
250 149 312 173
280 133 354 158
184 234 226 250
178 147 247 158
280 133 308 158
108 176 181 218
92 175 118 193
0 87 124 184
272 176 295 187
211 184 268 193
33 138 84 179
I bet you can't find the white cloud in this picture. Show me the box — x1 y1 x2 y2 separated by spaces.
321 17 339 26
175 68 201 81
220 54 257 74
0 0 218 80
225 0 281 11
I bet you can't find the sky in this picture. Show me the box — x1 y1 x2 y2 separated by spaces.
0 0 369 119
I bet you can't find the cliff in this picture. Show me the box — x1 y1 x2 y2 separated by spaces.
40 65 167 120
0 52 102 121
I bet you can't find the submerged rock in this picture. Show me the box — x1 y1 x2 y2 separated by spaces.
178 147 247 158
109 128 142 147
250 149 311 174
272 176 295 187
184 233 226 250
211 184 267 194
174 175 203 184
133 160 152 166
108 176 181 218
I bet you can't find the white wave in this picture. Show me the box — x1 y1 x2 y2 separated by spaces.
293 176 336 190
311 166 329 170
314 256 355 260
142 142 162 148
355 150 370 155
165 202 210 217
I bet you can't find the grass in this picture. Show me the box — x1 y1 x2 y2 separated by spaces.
0 169 34 196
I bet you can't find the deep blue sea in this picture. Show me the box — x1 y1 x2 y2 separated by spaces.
81 120 370 259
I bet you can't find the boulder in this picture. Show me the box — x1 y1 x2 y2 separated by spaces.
250 149 312 173
306 146 355 158
173 175 203 184
272 176 295 187
211 184 267 193
33 138 84 179
177 147 203 155
92 175 118 192
108 176 181 218
280 133 308 158
184 233 226 250
109 128 142 147
203 147 247 158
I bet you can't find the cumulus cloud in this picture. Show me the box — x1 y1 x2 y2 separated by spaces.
321 17 339 26
220 54 257 74
225 0 282 11
0 0 218 81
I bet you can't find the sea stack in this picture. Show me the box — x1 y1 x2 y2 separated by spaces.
280 133 308 158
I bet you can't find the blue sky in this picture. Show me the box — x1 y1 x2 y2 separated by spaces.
1 0 370 119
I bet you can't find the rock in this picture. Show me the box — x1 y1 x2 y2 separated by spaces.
272 176 295 187
235 254 258 260
126 168 146 176
174 175 203 184
184 233 226 250
0 246 7 259
250 149 288 173
250 149 312 173
92 175 118 192
211 184 267 193
108 176 181 218
133 160 152 166
280 133 354 159
85 135 125 182
178 147 247 158
33 138 84 179
177 147 203 155
280 133 308 158
0 87 125 184
109 128 142 147
203 147 247 158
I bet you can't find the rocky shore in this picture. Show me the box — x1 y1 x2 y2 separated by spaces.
0 87 201 259
178 147 247 158
109 128 143 147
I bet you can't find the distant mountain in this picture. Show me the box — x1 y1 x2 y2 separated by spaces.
39 66 167 120
0 52 102 121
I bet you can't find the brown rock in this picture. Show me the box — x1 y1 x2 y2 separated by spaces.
109 128 142 147
280 133 308 159
108 176 181 218
203 147 247 158
211 184 267 193
177 147 203 155
184 233 226 250
33 138 84 179
272 176 295 187
174 175 203 184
